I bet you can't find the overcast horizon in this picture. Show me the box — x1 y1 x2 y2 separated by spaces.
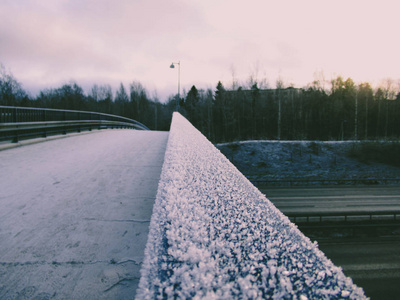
1 0 400 101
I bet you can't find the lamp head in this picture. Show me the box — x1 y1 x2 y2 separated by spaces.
170 63 175 69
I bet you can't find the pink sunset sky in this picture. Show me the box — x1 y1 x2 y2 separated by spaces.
1 0 399 100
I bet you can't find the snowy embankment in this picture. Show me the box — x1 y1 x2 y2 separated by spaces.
216 140 400 185
136 113 367 299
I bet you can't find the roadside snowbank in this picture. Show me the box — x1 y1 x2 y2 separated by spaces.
136 113 367 299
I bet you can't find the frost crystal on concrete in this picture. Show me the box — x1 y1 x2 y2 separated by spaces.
136 113 367 299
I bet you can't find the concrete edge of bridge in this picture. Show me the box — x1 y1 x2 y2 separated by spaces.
136 112 368 299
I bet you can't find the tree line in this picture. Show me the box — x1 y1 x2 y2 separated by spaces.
181 77 400 143
1 64 400 142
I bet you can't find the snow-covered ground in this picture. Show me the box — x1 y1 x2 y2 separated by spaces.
137 113 367 299
0 129 168 299
217 140 400 185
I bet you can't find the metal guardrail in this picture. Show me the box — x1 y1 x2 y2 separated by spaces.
288 210 400 223
292 211 400 239
253 178 400 186
0 106 149 143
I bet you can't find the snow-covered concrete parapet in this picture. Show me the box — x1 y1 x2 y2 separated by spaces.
137 113 367 299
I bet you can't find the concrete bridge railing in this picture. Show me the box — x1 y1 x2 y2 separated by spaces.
137 113 367 299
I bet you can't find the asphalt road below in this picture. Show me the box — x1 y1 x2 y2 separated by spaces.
0 130 169 299
260 186 400 214
319 239 400 300
260 185 400 300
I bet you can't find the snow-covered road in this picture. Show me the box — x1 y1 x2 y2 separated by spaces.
0 129 168 299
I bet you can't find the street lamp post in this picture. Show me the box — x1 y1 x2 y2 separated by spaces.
170 61 180 111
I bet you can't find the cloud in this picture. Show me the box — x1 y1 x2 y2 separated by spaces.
0 0 208 90
1 0 400 99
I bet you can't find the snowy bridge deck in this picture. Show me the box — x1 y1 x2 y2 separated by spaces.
0 130 168 299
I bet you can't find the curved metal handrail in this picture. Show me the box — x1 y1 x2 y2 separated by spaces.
0 105 149 129
0 105 149 142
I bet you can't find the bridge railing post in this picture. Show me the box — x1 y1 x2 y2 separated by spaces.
12 107 19 143
43 110 47 137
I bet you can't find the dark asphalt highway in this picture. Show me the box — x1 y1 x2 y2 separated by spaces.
319 239 400 300
260 185 400 300
260 186 400 214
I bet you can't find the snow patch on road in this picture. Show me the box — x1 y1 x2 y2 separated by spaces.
137 113 367 299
